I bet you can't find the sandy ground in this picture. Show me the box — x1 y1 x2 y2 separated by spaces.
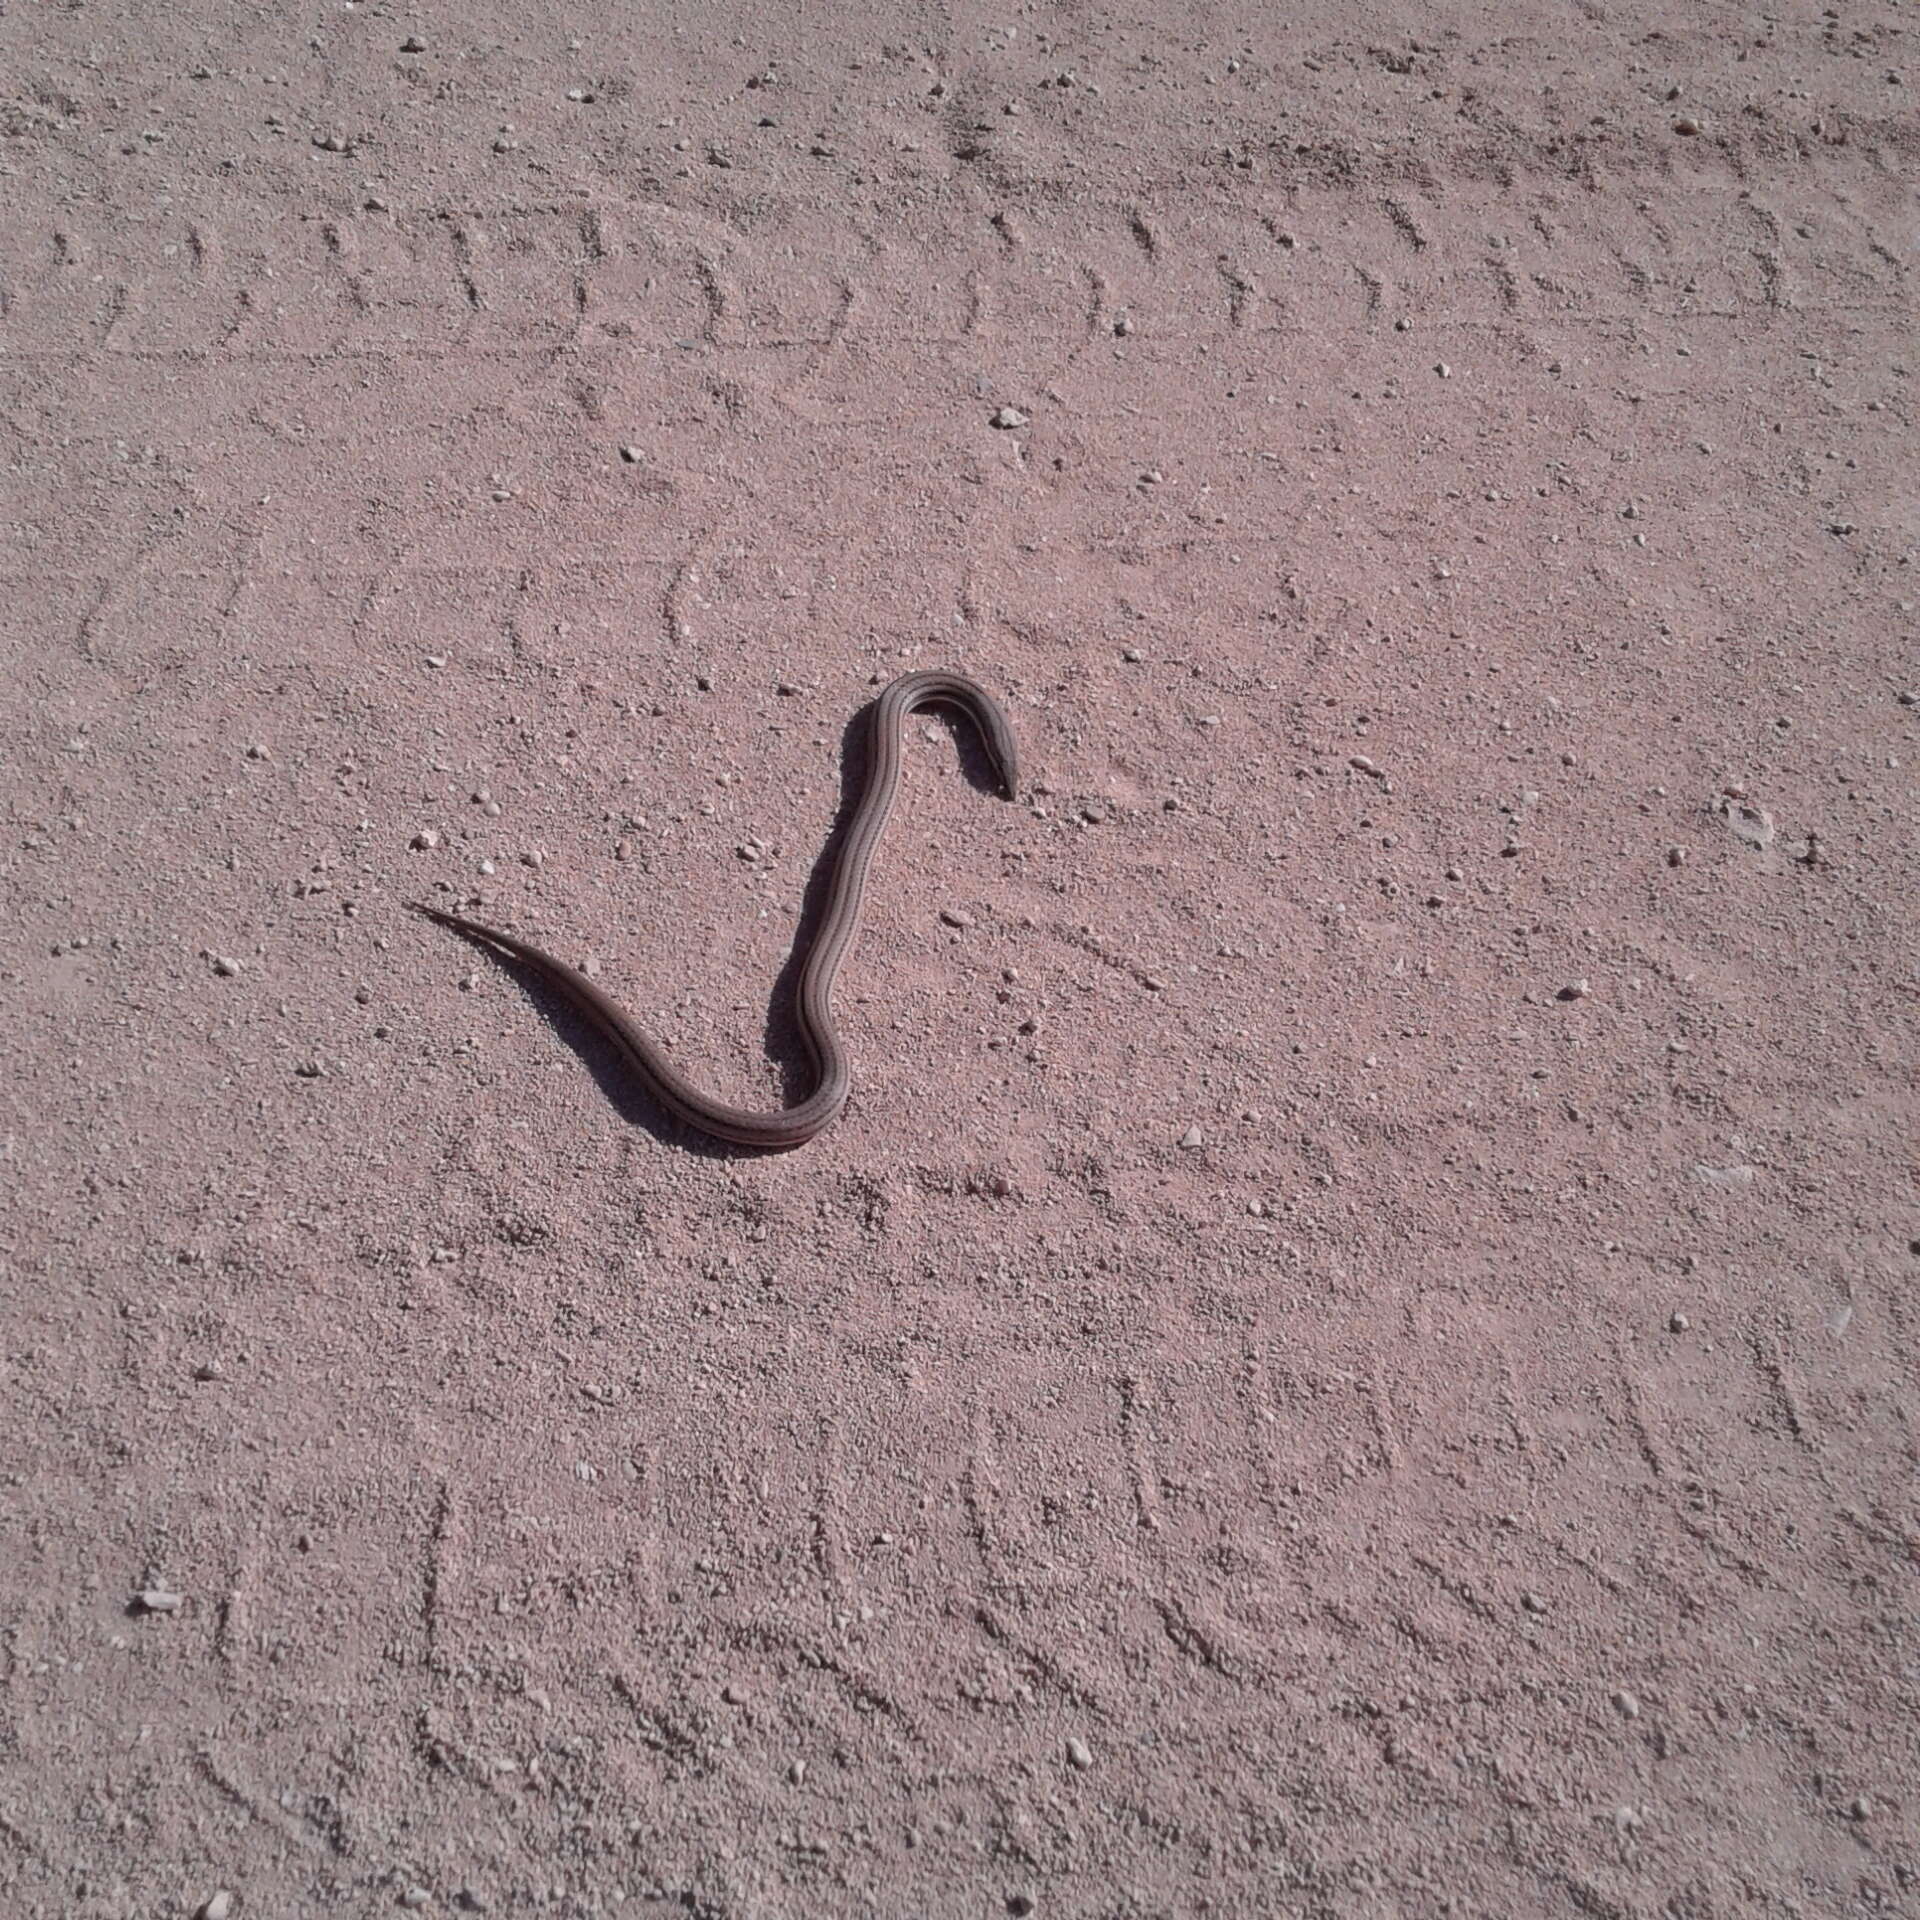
2 1 1917 1915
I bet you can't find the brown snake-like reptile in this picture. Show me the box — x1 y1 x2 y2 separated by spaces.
410 670 1018 1149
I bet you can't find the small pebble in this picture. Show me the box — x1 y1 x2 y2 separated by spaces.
619 445 642 463
1007 1898 1036 1918
137 1589 184 1613
210 954 243 977
1178 1126 1204 1150
1113 313 1134 337
1521 1591 1549 1615
1558 979 1592 1001
1673 116 1701 135
722 1683 747 1705
1667 846 1689 867
1719 799 1776 850
1613 1690 1641 1719
200 1896 235 1920
401 35 426 52
940 908 975 929
313 130 349 152
1669 1312 1691 1333
1850 1795 1873 1821
400 1890 432 1910
1434 361 1452 378
989 407 1029 429
1348 753 1380 775
411 829 441 851
1066 1736 1093 1769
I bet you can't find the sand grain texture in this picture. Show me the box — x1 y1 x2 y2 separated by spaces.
2 2 1916 1915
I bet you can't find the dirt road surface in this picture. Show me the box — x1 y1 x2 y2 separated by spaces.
3 3 1916 1915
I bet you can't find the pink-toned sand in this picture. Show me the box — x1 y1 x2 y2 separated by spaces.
3 2 1916 1915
